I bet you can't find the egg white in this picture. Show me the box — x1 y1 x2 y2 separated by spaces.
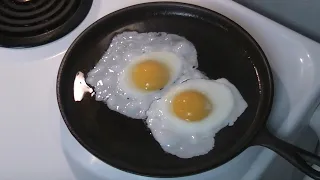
86 31 203 119
146 78 248 158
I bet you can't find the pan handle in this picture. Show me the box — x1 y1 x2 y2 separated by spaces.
251 128 320 180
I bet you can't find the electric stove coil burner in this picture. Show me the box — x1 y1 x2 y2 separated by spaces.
0 0 93 47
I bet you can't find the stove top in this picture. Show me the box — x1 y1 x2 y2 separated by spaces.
0 0 93 47
0 0 320 180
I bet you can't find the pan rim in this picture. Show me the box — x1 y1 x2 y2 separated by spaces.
56 1 274 177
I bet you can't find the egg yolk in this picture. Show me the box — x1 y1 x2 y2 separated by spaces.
172 90 212 122
132 60 170 91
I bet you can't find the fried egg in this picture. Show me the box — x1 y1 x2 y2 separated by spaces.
86 32 203 119
146 78 248 158
118 52 182 98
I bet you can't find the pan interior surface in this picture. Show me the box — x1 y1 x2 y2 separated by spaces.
57 2 273 177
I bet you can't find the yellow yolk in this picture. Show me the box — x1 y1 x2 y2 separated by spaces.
132 60 170 91
172 90 212 122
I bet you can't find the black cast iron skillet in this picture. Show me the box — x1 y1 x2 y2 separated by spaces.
56 2 320 179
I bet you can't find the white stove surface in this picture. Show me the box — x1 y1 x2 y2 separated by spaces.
1 0 320 180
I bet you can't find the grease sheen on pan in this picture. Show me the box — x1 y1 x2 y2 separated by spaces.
146 78 248 158
86 32 204 119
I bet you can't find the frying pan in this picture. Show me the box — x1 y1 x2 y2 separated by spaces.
56 2 320 179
